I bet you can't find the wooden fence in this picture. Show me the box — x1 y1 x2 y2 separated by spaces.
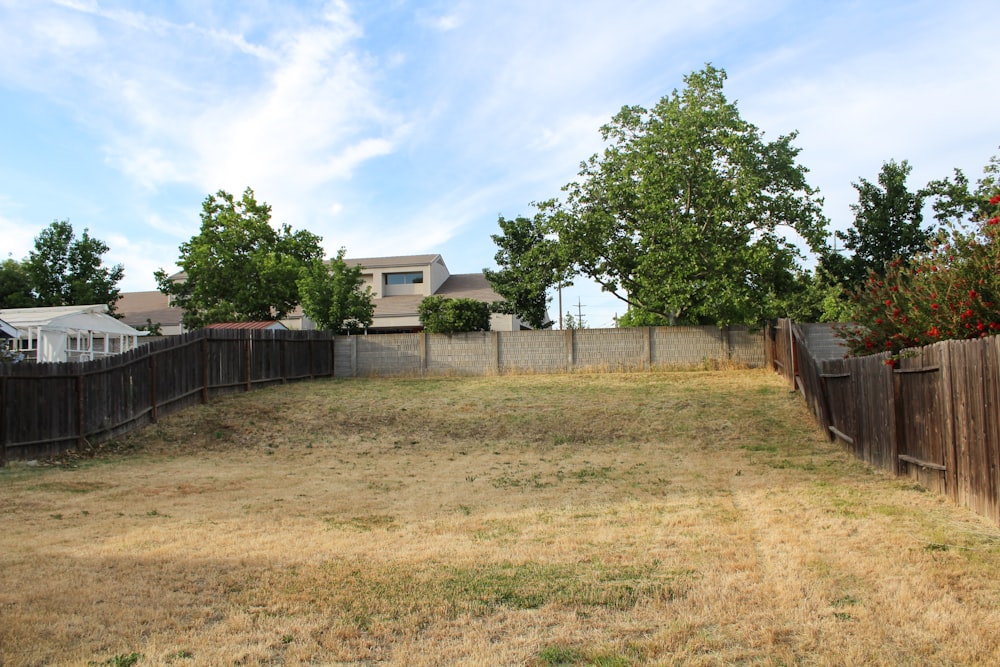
0 329 336 463
1 324 765 463
769 319 1000 526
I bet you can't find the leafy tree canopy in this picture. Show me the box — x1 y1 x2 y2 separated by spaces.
23 220 124 313
0 258 36 309
298 248 375 334
825 159 931 289
155 188 324 329
418 296 491 334
483 211 568 329
546 64 827 326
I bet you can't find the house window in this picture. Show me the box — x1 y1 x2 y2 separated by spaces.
384 272 423 285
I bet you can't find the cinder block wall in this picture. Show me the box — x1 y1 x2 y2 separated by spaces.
333 326 766 377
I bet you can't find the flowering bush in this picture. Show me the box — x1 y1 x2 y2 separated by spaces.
838 193 1000 362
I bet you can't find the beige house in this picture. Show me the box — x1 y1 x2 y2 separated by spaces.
118 254 530 334
332 254 529 333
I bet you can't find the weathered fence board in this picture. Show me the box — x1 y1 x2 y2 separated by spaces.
769 319 1000 526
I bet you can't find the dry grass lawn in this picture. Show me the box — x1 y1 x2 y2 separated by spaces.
1 370 998 666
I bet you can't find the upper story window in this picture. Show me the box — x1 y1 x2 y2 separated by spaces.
384 272 423 285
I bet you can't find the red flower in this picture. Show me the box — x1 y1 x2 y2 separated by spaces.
990 194 1000 205
928 326 940 338
931 303 939 310
989 216 999 226
970 290 978 299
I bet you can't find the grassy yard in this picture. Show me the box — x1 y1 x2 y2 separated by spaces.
1 370 998 666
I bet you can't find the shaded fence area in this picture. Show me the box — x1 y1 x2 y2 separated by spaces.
2 325 764 463
770 319 1000 526
1 329 335 463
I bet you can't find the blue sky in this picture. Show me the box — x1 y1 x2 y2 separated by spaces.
1 1 997 328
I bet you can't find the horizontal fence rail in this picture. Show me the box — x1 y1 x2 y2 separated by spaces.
1 325 765 463
769 319 1000 526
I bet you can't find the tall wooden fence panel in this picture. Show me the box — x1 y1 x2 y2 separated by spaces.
0 329 337 463
769 319 1000 526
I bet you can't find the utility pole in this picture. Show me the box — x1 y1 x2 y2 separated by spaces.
558 284 563 329
576 297 586 328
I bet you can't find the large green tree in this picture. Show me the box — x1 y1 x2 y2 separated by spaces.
23 220 124 312
298 249 375 334
0 259 36 309
826 159 931 289
156 188 324 329
483 211 566 329
547 65 827 326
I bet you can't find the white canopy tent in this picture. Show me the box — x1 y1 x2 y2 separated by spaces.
0 304 147 363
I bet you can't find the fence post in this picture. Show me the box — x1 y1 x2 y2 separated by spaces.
149 352 158 423
76 373 85 451
201 335 209 403
280 338 286 384
245 336 252 391
308 337 315 379
565 327 574 372
1 375 7 466
787 319 796 390
938 342 959 502
351 335 358 377
891 361 905 476
644 327 652 370
330 334 336 378
419 333 427 374
492 331 500 374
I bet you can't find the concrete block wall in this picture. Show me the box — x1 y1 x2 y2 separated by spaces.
574 327 648 369
426 331 496 375
333 325 766 377
498 330 566 372
727 327 768 366
651 327 725 366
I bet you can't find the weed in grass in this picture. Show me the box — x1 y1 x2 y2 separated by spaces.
572 465 615 483
536 644 584 665
325 515 397 532
89 654 142 667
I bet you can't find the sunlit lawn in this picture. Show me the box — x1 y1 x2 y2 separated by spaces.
1 370 998 665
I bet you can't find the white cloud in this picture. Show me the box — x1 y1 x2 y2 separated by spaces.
0 215 37 262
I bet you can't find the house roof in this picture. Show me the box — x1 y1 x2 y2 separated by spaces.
0 305 146 337
204 321 288 330
368 273 503 320
0 317 16 338
345 254 443 270
166 254 448 283
436 273 502 302
116 291 181 328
